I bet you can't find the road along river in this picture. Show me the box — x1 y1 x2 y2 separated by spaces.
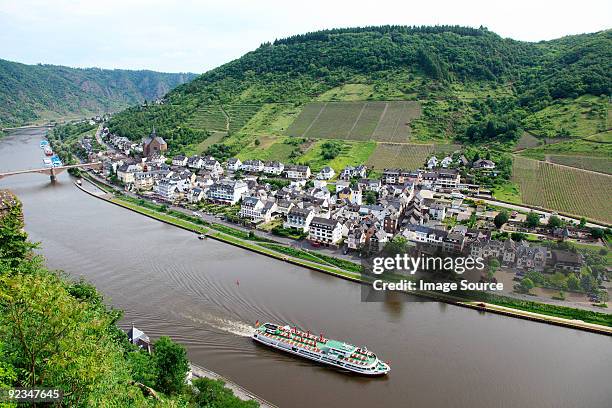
1 128 610 408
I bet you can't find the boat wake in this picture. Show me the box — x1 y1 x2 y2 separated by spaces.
210 317 255 337
181 312 254 337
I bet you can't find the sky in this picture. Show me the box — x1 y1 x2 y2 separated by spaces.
0 0 610 73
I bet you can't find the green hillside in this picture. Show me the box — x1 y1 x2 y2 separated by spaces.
0 58 196 128
107 26 611 167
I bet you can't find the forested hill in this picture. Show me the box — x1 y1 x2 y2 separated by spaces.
107 26 611 153
0 58 197 128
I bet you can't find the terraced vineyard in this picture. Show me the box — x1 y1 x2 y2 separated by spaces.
186 104 262 133
512 156 612 223
547 155 612 175
225 104 263 133
366 143 434 169
365 143 461 170
286 101 421 142
186 105 227 131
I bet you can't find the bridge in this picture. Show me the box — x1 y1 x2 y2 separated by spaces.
0 162 102 182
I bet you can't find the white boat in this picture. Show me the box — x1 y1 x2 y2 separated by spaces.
252 322 390 376
43 158 52 167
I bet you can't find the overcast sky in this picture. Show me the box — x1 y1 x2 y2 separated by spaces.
0 0 610 73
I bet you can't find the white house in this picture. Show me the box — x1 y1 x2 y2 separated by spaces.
473 159 496 169
263 161 285 176
402 225 448 245
239 197 277 223
241 160 264 173
226 158 242 171
339 165 367 180
207 179 248 205
116 162 142 185
188 187 205 203
172 155 188 167
187 155 205 170
427 156 439 169
308 217 342 246
154 178 178 200
285 165 311 180
317 166 336 180
283 207 314 232
133 172 154 190
429 203 447 221
358 178 382 192
202 157 224 175
440 156 453 168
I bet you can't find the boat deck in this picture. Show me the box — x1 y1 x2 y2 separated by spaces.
256 325 377 366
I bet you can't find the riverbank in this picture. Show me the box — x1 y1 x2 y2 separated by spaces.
189 364 277 408
75 175 612 335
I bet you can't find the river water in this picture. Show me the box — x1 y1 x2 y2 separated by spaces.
1 128 610 408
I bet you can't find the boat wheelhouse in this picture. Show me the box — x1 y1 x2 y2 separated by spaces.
252 322 390 376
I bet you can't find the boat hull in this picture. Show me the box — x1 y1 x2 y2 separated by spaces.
252 332 389 376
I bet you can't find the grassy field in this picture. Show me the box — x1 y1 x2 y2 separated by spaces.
317 84 375 101
547 155 612 174
519 138 612 160
238 103 301 136
585 130 612 143
514 132 542 151
523 95 609 138
492 182 522 204
512 156 612 223
237 136 299 161
286 101 421 142
297 140 376 172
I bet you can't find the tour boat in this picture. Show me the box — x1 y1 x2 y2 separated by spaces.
252 322 390 376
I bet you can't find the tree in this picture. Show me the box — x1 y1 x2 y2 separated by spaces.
127 350 157 389
493 210 509 229
525 212 540 228
364 191 377 205
0 195 37 269
547 215 562 228
525 270 545 286
579 217 587 228
0 342 16 389
519 277 534 293
192 378 258 408
153 336 189 395
590 228 604 239
567 274 580 291
0 272 145 406
580 272 596 293
488 258 500 279
467 212 477 228
511 232 527 242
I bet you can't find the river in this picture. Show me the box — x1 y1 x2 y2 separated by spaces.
1 128 610 408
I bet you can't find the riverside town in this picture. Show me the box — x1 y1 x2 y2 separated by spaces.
0 1 610 407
